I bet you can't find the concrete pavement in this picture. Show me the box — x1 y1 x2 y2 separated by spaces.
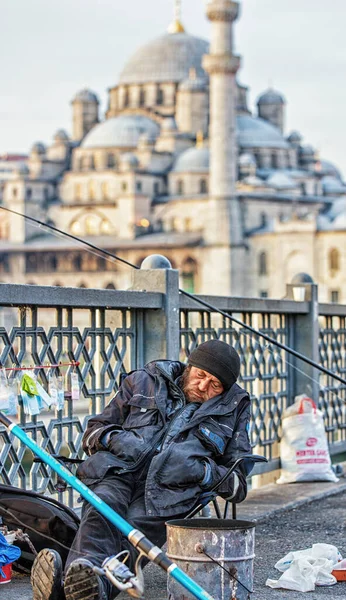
5 477 346 599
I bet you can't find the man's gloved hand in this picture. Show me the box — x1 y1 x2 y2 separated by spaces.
157 456 206 489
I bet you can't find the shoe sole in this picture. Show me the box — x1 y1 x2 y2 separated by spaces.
64 561 102 600
31 548 63 600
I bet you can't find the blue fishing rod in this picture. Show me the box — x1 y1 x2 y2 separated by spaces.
0 411 214 600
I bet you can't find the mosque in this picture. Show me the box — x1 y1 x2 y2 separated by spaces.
1 0 346 301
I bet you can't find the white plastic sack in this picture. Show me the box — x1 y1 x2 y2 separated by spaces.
277 396 338 484
266 544 341 592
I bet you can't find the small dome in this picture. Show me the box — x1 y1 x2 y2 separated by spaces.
119 32 209 85
31 142 46 155
239 152 256 167
287 131 302 144
319 159 342 180
173 146 210 173
291 273 314 284
120 153 139 169
161 117 178 132
257 88 286 106
322 176 346 195
267 172 297 190
73 89 99 103
141 255 172 269
54 129 69 142
237 115 289 150
300 144 315 156
81 115 160 149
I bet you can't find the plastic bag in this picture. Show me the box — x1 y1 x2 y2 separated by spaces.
266 544 340 591
277 395 338 484
0 532 21 578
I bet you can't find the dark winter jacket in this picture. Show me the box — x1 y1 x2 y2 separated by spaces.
78 360 252 517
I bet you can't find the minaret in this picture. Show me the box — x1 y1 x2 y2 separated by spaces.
203 1 245 295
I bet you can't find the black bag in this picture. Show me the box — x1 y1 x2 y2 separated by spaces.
0 484 80 573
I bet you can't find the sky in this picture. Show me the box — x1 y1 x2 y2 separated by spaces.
1 0 345 174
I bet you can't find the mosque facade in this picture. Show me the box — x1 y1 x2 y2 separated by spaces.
1 0 346 302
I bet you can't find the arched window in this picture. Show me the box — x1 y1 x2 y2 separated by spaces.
329 248 340 275
12 188 18 198
105 283 116 290
101 182 109 200
100 219 112 235
89 181 96 201
75 183 82 201
260 212 267 227
71 220 82 236
124 87 129 107
73 254 83 271
85 215 99 235
177 180 184 195
139 88 146 107
259 252 267 276
157 88 164 105
26 188 32 200
200 179 208 194
107 154 115 168
181 258 197 294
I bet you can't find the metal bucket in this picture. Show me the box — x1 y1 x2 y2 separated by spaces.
166 518 255 600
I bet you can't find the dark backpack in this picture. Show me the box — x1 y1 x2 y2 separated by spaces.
0 484 80 573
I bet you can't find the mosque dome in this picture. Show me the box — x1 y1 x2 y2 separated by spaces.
31 142 46 155
172 146 210 173
237 115 289 150
322 176 346 195
73 89 99 103
319 159 342 180
54 129 69 142
119 32 209 85
238 152 256 167
257 88 286 106
81 115 160 149
287 131 302 144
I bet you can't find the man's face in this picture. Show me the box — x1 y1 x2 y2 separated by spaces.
182 366 224 403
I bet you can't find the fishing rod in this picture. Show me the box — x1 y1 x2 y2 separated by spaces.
0 411 214 600
1 204 345 388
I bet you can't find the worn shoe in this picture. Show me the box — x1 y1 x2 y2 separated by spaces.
31 548 64 600
64 558 108 600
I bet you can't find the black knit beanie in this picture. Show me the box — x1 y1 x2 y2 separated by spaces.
188 340 240 390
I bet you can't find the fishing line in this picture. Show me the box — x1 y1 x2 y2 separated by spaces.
0 204 345 392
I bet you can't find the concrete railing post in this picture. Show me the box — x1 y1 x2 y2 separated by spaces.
130 256 180 365
286 280 319 401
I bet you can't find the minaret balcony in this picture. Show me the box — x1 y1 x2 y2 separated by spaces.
203 54 240 75
206 0 239 22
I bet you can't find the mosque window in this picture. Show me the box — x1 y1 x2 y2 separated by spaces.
107 154 116 168
75 183 82 201
124 87 129 107
26 254 37 273
100 219 112 234
101 182 109 200
85 215 99 235
157 88 164 105
330 290 340 304
105 283 116 290
12 188 18 198
73 254 83 271
79 283 87 288
122 181 128 192
44 187 49 201
89 181 96 201
260 290 268 298
139 88 146 107
260 212 267 227
0 253 10 274
259 252 267 276
185 218 192 231
136 181 142 192
26 188 32 200
71 220 82 236
154 182 159 195
181 257 197 294
177 180 184 195
329 248 340 275
98 256 107 270
200 179 208 194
